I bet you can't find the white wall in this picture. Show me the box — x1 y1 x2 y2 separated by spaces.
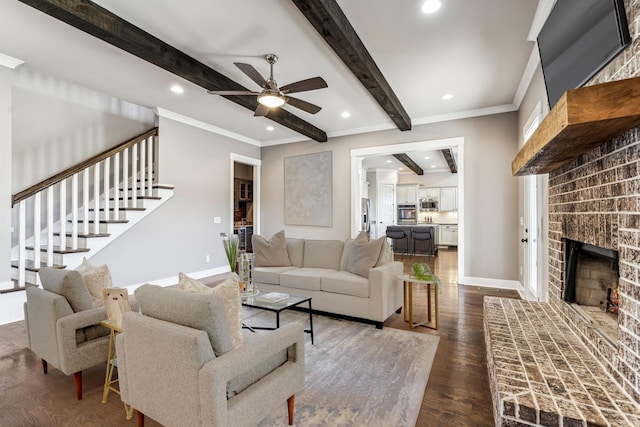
261 112 520 282
0 66 11 284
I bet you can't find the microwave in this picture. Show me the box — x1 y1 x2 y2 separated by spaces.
420 198 438 211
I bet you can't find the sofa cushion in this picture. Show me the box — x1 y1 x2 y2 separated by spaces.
347 236 386 278
286 238 305 268
39 268 94 313
375 238 393 266
321 271 370 298
253 266 298 285
135 284 234 356
177 273 243 349
280 268 336 291
227 332 287 399
303 240 343 270
339 231 369 271
252 230 290 267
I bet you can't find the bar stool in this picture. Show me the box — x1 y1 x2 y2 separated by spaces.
386 228 409 256
411 228 433 256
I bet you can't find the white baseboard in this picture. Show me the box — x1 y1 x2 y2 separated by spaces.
459 276 524 294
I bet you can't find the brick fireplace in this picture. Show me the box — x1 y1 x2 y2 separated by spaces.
548 130 640 402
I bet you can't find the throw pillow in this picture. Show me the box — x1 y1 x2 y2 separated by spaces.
135 284 235 356
75 257 96 274
340 231 369 271
375 238 393 267
347 236 386 278
39 268 94 313
252 230 290 267
81 264 113 308
178 273 244 349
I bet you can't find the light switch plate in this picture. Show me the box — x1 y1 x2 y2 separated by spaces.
214 217 221 224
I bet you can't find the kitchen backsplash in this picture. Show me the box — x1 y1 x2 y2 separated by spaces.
419 211 458 224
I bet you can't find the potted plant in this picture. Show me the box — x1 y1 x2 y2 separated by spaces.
412 263 440 284
220 232 239 273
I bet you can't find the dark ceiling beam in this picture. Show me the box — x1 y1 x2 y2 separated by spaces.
441 149 458 173
19 0 328 143
291 0 412 132
393 153 423 175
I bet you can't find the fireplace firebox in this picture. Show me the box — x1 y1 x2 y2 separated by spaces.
563 238 620 341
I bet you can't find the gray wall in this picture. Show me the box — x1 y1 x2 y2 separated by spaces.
88 116 260 285
0 67 11 284
261 112 520 282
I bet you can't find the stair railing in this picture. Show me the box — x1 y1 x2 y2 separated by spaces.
8 127 159 292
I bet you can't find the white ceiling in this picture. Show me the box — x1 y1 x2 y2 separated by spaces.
0 0 543 146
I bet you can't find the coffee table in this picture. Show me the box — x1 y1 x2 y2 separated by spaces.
242 291 314 344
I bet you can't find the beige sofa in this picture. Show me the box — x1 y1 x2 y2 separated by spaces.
252 233 404 328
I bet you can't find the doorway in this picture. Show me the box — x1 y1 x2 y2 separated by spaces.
230 154 261 250
350 137 465 282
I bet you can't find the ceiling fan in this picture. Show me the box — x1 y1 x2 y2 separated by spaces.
207 54 328 116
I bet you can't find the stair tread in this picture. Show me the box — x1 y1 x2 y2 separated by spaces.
26 246 90 254
53 232 110 238
111 196 161 200
89 207 145 211
74 219 129 224
11 260 66 271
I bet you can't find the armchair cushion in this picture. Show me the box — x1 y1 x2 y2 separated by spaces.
135 284 235 356
39 268 94 313
81 264 113 308
178 273 244 348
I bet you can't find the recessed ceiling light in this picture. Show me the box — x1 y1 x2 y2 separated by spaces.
266 126 275 131
442 93 454 100
431 165 436 168
170 84 184 94
341 111 351 118
424 156 430 160
422 0 441 14
386 160 392 163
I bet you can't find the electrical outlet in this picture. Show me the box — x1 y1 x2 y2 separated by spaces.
205 255 211 263
10 227 14 233
214 217 221 224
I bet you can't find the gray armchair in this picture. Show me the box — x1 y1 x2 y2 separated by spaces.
24 269 110 400
116 284 305 427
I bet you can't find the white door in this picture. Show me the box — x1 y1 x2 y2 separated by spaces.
374 183 395 239
524 175 538 300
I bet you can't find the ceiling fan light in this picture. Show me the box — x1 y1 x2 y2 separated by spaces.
258 93 285 108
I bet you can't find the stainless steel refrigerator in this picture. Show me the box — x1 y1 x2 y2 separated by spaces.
361 198 370 238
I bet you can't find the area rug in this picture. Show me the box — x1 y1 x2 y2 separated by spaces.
242 308 440 427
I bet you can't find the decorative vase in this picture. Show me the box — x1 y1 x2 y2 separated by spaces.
238 252 255 294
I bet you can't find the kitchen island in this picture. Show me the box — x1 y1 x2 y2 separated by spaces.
385 225 439 256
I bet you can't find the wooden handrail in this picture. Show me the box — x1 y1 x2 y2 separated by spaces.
12 127 158 206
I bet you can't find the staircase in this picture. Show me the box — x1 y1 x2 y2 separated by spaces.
6 128 174 292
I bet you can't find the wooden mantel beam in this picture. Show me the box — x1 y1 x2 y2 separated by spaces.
19 0 328 142
291 0 412 132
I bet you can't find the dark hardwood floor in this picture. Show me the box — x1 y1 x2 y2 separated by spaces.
0 248 519 426
387 249 520 427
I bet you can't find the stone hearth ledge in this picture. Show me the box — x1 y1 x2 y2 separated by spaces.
483 296 640 427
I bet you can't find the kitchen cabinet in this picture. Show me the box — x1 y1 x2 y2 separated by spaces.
439 224 458 246
236 179 253 201
440 187 457 211
396 184 418 205
419 187 439 200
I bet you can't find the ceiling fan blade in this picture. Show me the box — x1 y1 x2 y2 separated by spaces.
254 103 270 117
286 96 322 114
234 62 268 88
280 77 328 94
207 90 258 96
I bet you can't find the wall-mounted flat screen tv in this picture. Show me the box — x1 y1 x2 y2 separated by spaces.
537 0 631 109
